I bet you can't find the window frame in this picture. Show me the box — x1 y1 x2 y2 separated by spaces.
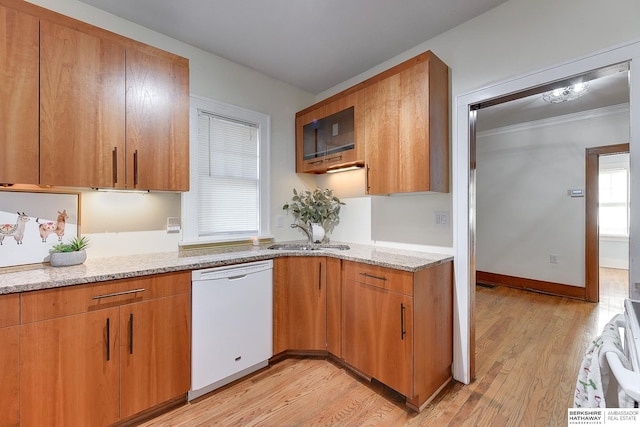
181 95 271 245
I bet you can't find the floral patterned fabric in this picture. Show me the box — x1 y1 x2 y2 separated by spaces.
574 318 634 408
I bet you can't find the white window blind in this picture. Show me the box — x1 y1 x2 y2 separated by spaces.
197 112 259 236
599 167 629 237
182 96 270 245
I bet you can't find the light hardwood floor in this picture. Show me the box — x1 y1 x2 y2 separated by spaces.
138 269 628 427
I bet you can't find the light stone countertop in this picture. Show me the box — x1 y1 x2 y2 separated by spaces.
0 242 453 295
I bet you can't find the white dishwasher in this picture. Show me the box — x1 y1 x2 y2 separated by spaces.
189 260 273 401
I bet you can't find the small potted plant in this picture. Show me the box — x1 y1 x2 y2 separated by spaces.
283 188 345 242
49 236 90 267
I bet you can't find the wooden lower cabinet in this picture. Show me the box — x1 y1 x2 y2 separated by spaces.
21 308 121 427
342 260 453 411
273 256 327 353
343 281 414 396
273 255 453 411
0 294 21 427
19 272 191 427
120 293 191 418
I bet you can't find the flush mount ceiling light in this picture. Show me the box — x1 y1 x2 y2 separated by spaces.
542 82 590 103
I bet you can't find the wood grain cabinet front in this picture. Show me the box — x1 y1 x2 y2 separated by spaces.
125 46 190 191
38 17 189 191
342 260 453 411
0 3 39 185
19 272 191 427
364 51 449 195
0 0 189 190
273 256 328 353
0 294 21 427
39 18 126 189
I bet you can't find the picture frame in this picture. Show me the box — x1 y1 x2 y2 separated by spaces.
0 188 81 268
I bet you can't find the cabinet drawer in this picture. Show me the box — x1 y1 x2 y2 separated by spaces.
343 261 413 295
0 293 20 328
21 271 190 323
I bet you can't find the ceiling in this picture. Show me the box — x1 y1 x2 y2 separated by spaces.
79 0 509 94
476 65 630 132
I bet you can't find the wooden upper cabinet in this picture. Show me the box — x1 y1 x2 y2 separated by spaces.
2 0 189 190
295 91 364 173
39 19 126 188
0 4 39 185
365 51 449 195
126 47 190 191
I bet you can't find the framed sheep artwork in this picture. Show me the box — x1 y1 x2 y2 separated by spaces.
0 189 80 268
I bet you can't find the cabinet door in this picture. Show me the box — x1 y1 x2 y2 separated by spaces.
0 293 20 427
0 5 39 185
364 52 449 195
326 257 342 357
273 257 327 353
125 47 189 191
120 293 191 418
342 281 413 397
296 106 327 173
364 73 400 194
39 20 126 188
0 326 19 427
20 308 120 427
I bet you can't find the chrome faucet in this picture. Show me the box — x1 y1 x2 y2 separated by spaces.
290 223 313 245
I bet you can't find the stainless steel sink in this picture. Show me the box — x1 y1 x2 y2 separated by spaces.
267 243 350 251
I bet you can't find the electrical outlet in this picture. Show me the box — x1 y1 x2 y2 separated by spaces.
276 215 284 228
167 217 181 233
550 254 558 264
434 211 449 227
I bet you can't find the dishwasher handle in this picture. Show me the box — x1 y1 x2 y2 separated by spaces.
192 260 273 281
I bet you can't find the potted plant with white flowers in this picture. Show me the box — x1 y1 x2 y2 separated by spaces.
283 188 345 243
49 236 90 267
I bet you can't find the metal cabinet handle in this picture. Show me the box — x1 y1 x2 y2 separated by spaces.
133 149 139 186
318 262 323 290
325 155 343 162
400 304 406 340
92 288 145 300
106 317 111 361
359 272 387 281
366 165 371 192
309 159 324 165
112 147 118 184
129 313 134 354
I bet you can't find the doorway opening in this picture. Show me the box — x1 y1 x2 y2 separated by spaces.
467 62 630 380
585 146 630 306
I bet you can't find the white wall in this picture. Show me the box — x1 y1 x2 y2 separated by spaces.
476 106 629 287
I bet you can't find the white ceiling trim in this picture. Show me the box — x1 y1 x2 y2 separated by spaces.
476 103 630 138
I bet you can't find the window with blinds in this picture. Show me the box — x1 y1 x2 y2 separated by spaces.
197 112 259 236
182 96 270 244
